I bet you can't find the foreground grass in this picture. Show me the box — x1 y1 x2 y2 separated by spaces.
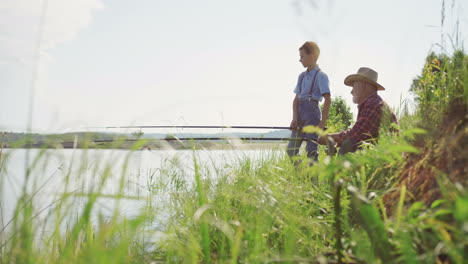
1 129 465 263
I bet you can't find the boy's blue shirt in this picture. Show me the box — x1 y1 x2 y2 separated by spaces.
293 65 330 102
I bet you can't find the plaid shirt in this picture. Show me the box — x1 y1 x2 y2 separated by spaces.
335 93 398 145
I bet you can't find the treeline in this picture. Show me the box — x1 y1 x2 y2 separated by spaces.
1 132 117 148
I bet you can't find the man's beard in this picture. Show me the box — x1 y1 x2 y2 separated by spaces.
353 96 359 104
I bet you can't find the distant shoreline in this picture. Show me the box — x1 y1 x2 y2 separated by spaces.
0 131 291 150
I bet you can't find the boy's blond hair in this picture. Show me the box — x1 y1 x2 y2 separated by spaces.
299 41 320 61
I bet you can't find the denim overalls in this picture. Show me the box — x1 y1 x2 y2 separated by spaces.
287 69 322 161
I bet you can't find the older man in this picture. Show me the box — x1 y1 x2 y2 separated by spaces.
318 67 398 154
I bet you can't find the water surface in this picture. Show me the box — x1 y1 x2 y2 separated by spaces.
1 148 283 231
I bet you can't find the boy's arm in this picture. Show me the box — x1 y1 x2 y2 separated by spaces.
319 93 331 129
290 95 299 130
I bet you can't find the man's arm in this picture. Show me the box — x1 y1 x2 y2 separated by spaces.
318 103 382 146
319 93 331 129
290 95 299 130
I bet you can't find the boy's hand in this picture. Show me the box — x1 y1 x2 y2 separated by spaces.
290 120 298 130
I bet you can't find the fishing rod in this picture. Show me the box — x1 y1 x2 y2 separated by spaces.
102 125 291 130
22 136 323 149
54 137 317 147
91 137 302 142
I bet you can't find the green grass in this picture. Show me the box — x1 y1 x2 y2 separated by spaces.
0 132 431 263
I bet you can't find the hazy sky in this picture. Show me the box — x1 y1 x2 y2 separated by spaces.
1 0 467 134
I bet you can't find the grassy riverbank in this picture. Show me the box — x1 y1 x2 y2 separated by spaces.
0 51 466 263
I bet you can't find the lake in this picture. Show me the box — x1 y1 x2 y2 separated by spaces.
1 147 284 233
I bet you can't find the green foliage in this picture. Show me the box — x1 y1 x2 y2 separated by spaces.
410 50 467 132
321 96 353 132
131 130 144 139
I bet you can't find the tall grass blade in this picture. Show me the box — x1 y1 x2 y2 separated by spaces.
334 179 344 263
193 154 211 263
348 186 393 263
394 185 406 233
230 225 243 264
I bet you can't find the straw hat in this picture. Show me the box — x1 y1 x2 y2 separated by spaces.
344 67 385 90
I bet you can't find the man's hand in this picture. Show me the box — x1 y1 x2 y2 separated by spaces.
290 120 298 130
318 135 337 156
318 134 338 145
317 134 328 145
319 133 343 146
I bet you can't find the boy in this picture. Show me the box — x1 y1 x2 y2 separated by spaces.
287 41 331 162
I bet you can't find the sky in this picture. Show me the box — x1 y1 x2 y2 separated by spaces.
1 0 467 134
